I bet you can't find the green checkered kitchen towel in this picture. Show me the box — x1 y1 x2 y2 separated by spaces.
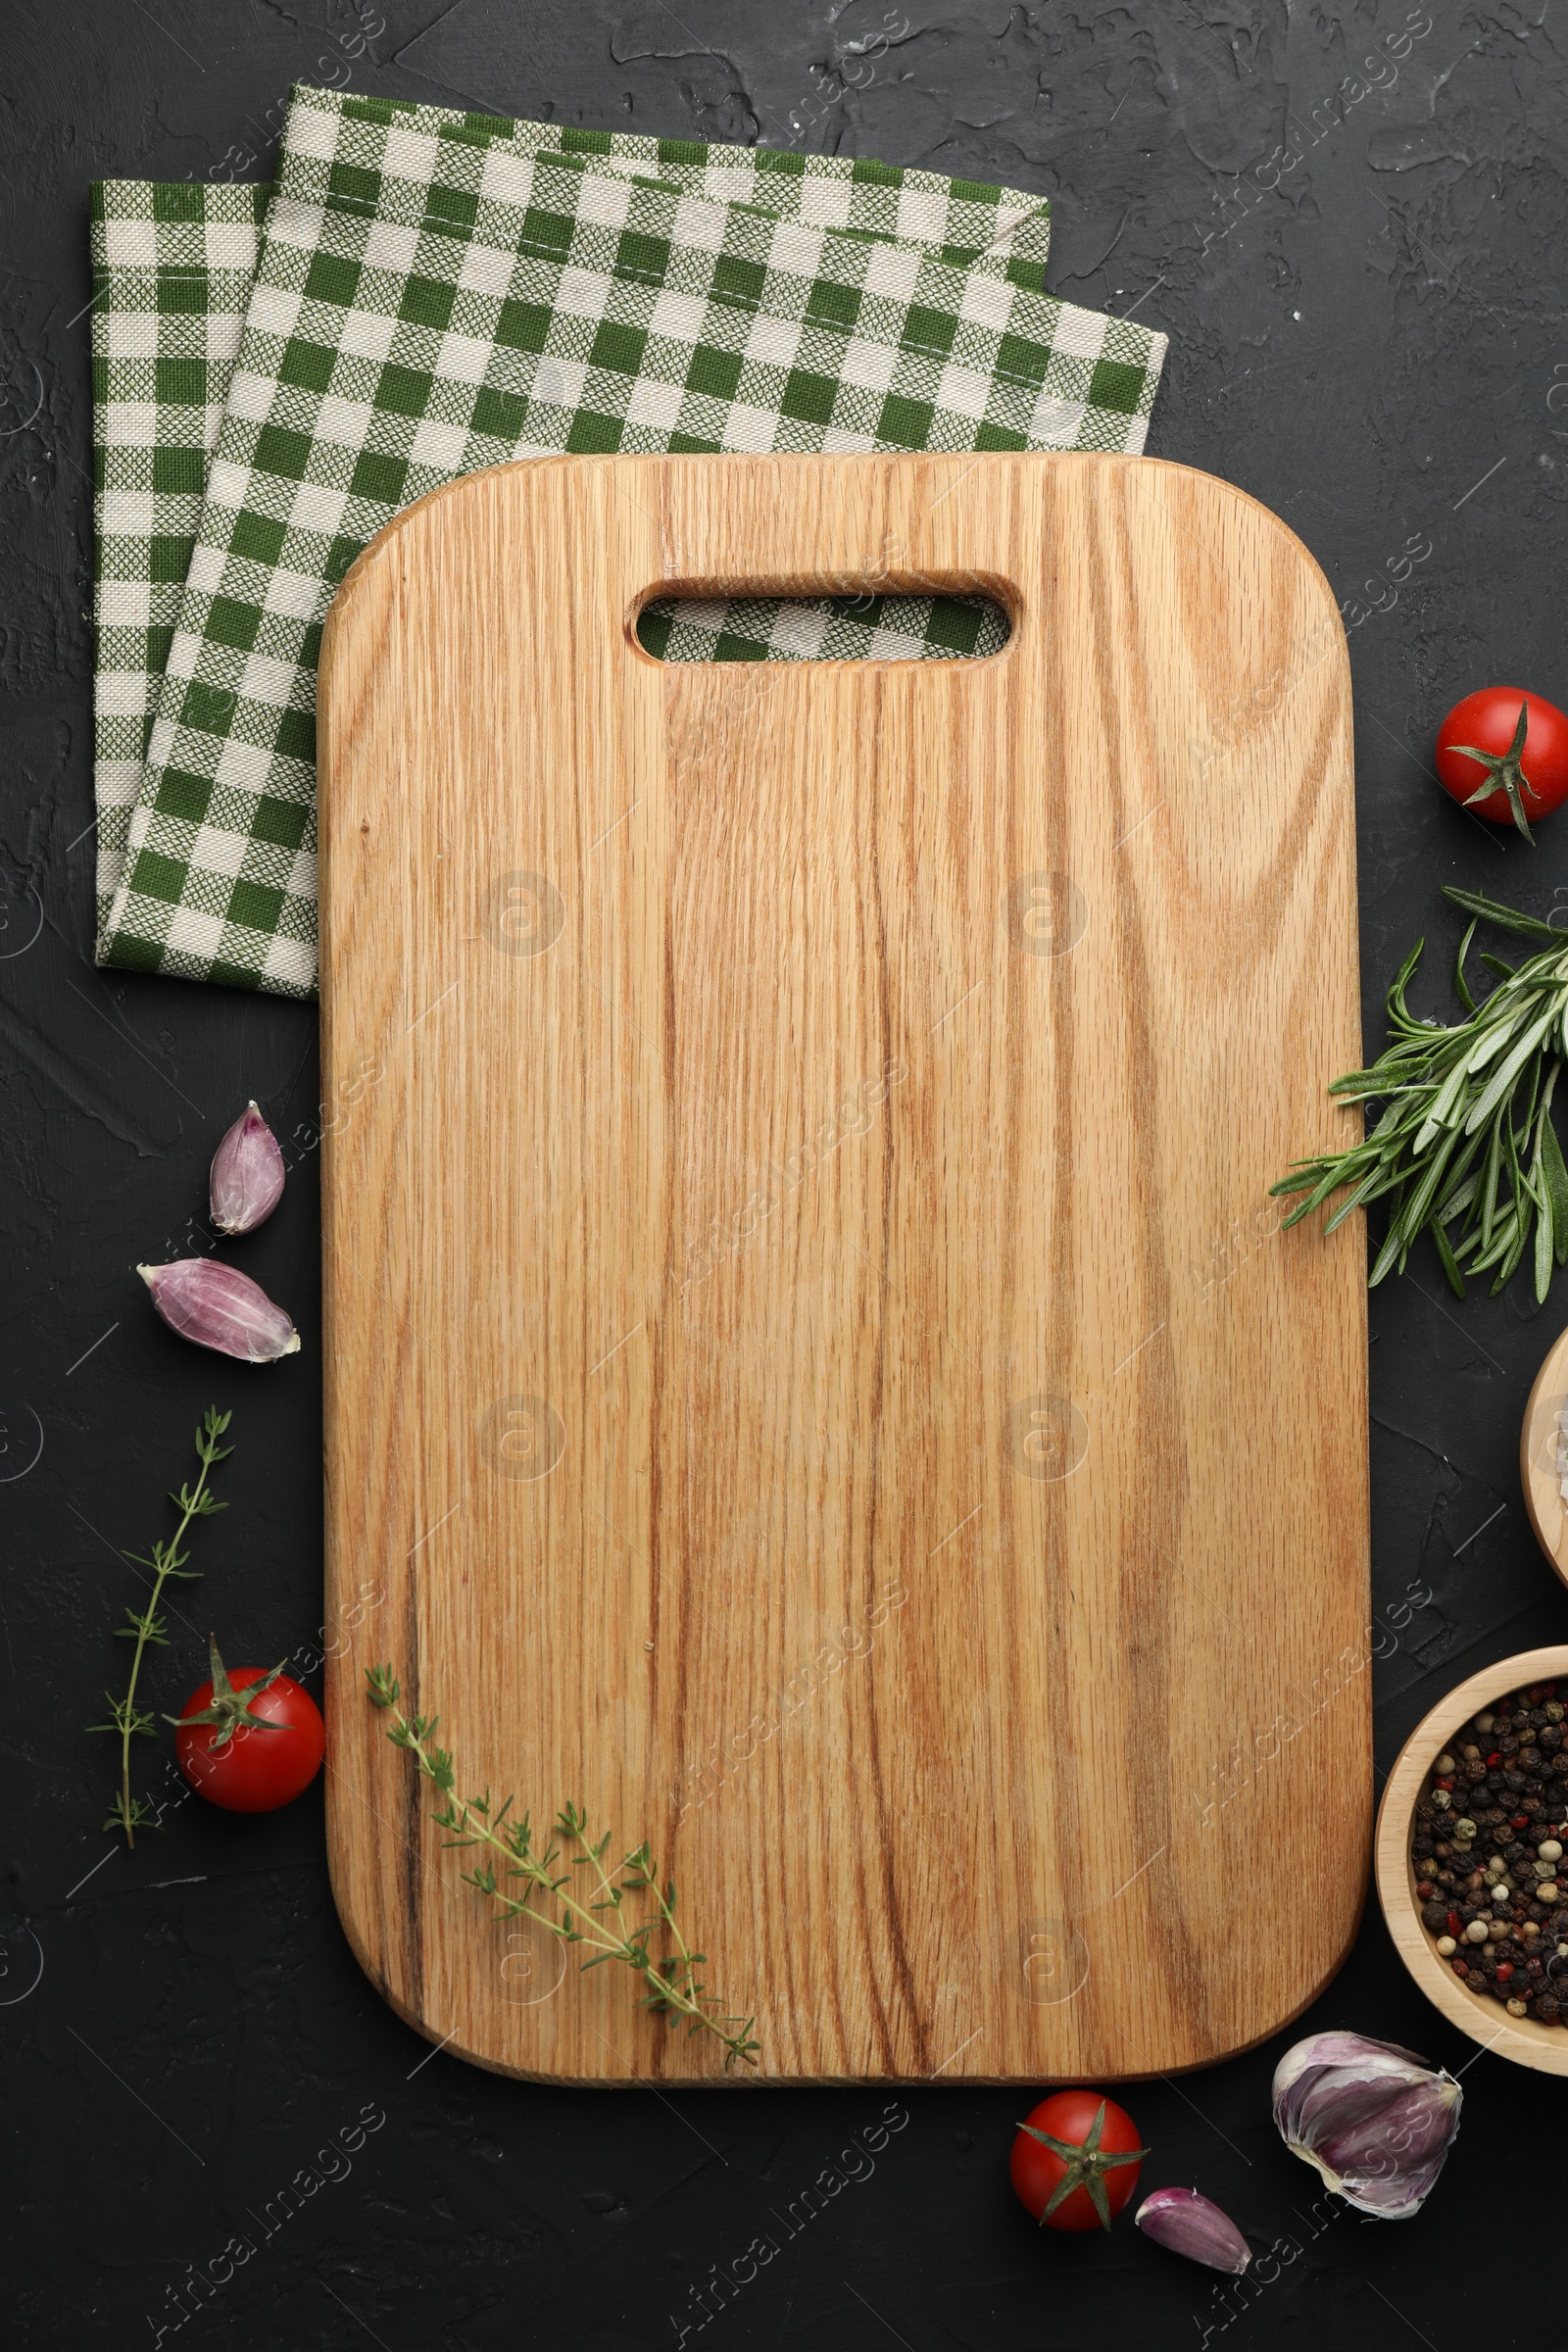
89 110 1052 966
99 81 1164 997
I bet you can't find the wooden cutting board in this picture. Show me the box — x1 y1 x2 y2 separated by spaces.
318 452 1369 2086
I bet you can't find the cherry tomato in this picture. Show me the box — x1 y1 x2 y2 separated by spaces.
172 1637 324 1813
1010 2089 1149 2231
1436 687 1568 842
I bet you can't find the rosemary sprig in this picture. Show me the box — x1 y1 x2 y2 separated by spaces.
89 1408 232 1843
366 1665 760 2068
1273 888 1568 1302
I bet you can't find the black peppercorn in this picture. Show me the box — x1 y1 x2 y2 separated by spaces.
1422 1900 1447 1931
1538 1994 1560 2021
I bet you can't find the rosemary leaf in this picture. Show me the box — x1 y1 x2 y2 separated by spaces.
1443 888 1561 943
1542 1106 1568 1265
1430 1218 1467 1300
1494 1212 1531 1297
1466 998 1563 1132
1536 1165 1554 1302
1464 1206 1521 1275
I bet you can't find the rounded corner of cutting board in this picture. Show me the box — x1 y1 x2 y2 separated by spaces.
321 456 564 659
1137 454 1349 646
322 1791 575 2090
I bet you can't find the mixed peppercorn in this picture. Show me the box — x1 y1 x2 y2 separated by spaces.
1412 1682 1568 2024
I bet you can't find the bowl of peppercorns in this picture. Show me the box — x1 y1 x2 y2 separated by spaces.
1376 1645 1568 2076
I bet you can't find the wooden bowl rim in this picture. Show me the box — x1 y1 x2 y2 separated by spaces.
1374 1643 1568 2077
1520 1323 1568 1589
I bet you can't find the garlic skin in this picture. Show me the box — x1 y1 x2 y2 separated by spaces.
209 1101 284 1236
1135 2187 1250 2273
1271 2032 1461 2220
138 1260 301 1363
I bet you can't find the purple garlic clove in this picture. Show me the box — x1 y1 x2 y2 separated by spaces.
138 1260 301 1363
1135 2188 1251 2274
1270 2031 1461 2220
209 1100 285 1236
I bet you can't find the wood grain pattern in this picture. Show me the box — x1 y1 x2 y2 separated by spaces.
1375 1644 1568 2077
1521 1326 1568 1585
317 452 1369 2085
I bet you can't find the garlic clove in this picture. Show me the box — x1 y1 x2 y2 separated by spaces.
1271 2031 1461 2221
1134 2187 1250 2274
209 1101 285 1236
138 1260 301 1363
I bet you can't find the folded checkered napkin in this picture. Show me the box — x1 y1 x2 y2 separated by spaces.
90 109 1050 965
100 82 1164 997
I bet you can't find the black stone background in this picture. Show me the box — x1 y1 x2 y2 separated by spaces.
1 0 1566 2344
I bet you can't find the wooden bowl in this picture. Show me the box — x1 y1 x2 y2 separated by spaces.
1375 1645 1568 2076
1522 1325 1568 1584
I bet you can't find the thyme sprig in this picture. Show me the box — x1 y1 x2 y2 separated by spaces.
366 1665 760 2068
1273 888 1568 1301
90 1407 233 1844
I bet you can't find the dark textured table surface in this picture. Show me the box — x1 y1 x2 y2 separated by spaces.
3 2 1566 2345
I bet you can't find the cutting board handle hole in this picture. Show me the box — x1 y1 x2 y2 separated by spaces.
634 587 1010 664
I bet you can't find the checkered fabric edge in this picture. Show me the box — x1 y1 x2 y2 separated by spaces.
90 179 271 951
100 85 1164 997
304 87 1053 287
